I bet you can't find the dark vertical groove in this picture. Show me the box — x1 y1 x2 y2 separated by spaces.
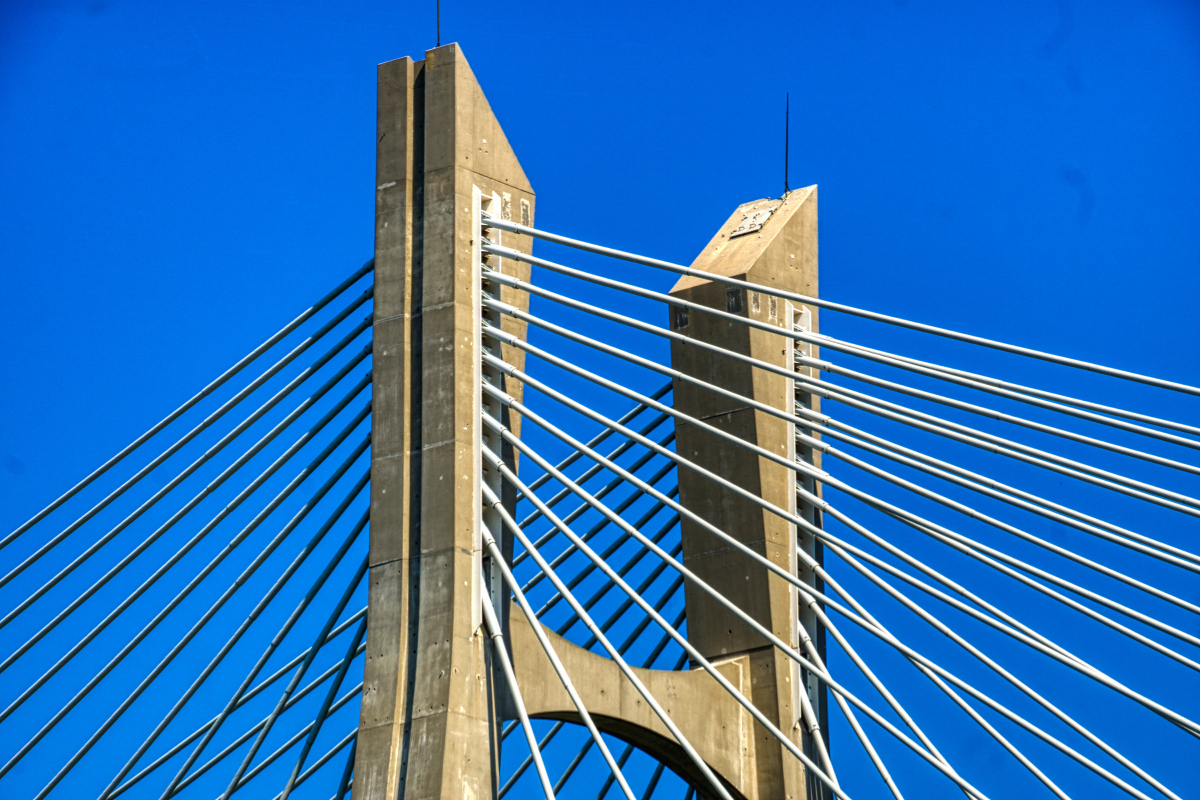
396 62 425 799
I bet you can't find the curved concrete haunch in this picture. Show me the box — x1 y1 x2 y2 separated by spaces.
510 612 765 800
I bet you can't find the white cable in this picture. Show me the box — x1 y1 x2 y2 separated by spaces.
480 590 556 799
476 498 638 800
481 467 847 800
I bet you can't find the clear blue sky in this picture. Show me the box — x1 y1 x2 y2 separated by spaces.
2 2 1199 799
2 1 1198 502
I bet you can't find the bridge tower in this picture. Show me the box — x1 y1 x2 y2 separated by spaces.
669 190 823 800
354 44 824 800
353 45 536 800
7 37 1193 800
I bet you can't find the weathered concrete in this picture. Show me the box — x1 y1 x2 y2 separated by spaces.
354 44 534 800
510 613 752 800
669 188 824 800
504 192 825 800
357 44 823 800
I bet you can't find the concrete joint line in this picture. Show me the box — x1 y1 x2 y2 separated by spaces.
370 451 411 464
711 644 789 665
423 164 534 197
373 312 412 325
684 543 776 559
367 556 407 568
696 407 753 424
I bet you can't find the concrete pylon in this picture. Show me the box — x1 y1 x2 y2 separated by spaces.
356 43 824 800
508 193 826 800
353 44 535 800
668 189 825 800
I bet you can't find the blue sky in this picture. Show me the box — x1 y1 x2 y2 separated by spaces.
2 1 1200 799
2 0 1198 499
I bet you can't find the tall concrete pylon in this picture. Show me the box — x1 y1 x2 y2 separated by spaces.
509 192 826 800
354 44 536 800
354 44 824 800
669 190 825 800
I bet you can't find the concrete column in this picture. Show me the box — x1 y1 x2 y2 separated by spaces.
354 44 534 800
669 188 822 800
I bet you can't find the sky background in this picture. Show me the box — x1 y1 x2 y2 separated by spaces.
2 0 1199 504
2 1 1200 799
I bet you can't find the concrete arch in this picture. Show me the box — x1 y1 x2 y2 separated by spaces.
509 613 803 800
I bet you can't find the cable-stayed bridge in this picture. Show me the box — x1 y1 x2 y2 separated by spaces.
1 44 1197 800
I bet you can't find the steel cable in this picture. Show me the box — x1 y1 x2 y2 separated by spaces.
0 260 373 553
2 431 370 784
0 357 372 657
0 402 372 724
483 216 1200 397
0 303 373 591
